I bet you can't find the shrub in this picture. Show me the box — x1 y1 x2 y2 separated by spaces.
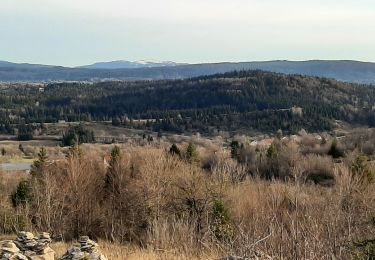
304 169 335 187
352 154 375 183
354 217 375 259
259 145 297 180
299 155 335 186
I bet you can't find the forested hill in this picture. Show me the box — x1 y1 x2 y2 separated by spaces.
1 60 375 84
1 70 375 134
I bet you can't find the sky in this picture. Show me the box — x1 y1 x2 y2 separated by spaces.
0 0 374 67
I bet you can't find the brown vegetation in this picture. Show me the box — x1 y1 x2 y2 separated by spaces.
1 131 375 259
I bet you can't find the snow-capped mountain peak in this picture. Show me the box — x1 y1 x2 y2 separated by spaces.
78 60 186 69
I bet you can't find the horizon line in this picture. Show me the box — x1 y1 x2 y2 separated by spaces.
1 59 375 68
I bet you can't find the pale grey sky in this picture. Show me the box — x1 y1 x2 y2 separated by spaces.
0 0 374 66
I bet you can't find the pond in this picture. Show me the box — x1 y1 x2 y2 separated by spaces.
0 162 32 171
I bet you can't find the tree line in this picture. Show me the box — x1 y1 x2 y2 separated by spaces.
1 70 375 135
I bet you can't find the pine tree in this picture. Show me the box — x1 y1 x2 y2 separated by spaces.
266 143 278 159
11 180 32 207
109 146 121 167
104 146 122 196
186 143 198 162
66 143 83 159
169 144 181 156
230 141 240 159
30 147 48 179
328 139 343 158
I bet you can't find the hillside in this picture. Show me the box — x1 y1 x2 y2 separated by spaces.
0 60 375 84
1 70 374 135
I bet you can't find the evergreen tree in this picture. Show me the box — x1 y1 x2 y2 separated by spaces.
17 124 33 141
11 180 32 207
230 141 240 159
62 125 95 146
328 139 343 158
30 147 48 179
266 143 278 159
66 143 83 159
18 144 24 154
111 117 121 126
109 145 121 167
169 144 181 156
186 143 198 162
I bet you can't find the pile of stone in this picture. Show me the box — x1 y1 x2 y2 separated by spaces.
0 240 27 260
0 232 55 260
14 231 55 259
220 250 272 260
60 236 107 260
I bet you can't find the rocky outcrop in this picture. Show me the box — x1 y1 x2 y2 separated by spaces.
0 232 55 260
60 236 107 260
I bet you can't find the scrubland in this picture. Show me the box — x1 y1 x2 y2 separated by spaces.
1 130 375 259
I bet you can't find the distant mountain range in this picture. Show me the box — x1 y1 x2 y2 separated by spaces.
77 60 185 69
0 60 375 84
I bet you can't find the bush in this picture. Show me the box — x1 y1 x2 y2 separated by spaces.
352 154 375 183
354 217 375 259
299 155 335 186
259 145 296 180
304 169 335 187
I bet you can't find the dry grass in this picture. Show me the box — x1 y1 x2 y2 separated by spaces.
51 240 216 259
1 138 375 259
0 236 214 259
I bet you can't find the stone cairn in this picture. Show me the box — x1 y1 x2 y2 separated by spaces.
0 231 55 260
60 236 107 260
220 250 273 260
